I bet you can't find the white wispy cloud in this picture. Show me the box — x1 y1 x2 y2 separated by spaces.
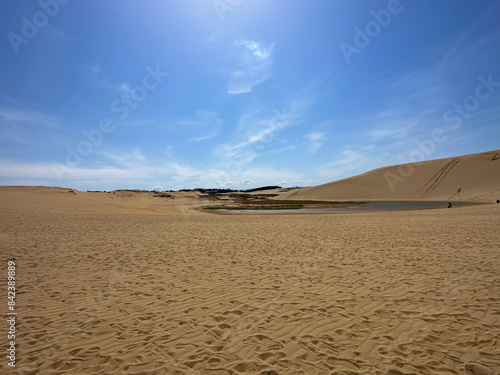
177 110 222 142
242 178 254 185
0 107 63 129
0 143 304 190
189 133 218 142
47 25 68 41
218 98 309 168
227 39 274 94
304 132 327 153
331 150 362 165
238 39 273 60
267 145 296 155
0 106 65 146
176 110 223 127
321 67 460 154
370 122 418 140
4 149 182 188
85 63 101 74
216 80 319 176
439 3 500 66
82 63 137 93
316 150 377 180
97 148 147 166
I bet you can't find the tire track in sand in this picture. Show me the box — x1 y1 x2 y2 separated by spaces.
413 157 461 199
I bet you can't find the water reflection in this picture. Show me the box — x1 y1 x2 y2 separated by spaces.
216 201 479 214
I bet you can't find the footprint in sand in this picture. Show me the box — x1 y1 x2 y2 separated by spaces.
465 363 497 375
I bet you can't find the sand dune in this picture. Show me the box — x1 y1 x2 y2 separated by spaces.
0 186 206 216
277 150 500 203
1 160 500 374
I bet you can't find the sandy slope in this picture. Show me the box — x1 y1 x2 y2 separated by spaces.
0 186 499 374
277 150 500 202
0 186 207 215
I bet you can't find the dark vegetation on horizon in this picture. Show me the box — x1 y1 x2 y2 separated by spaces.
86 185 304 194
177 185 285 193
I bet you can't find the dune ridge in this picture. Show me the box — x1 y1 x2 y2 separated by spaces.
277 150 500 203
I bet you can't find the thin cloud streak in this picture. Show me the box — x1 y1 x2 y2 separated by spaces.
305 132 327 153
227 39 274 94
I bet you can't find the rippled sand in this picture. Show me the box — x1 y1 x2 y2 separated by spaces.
1 187 499 374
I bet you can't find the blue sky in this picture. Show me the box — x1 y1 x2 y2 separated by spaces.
1 0 499 191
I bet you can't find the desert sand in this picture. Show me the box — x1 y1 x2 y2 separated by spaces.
278 150 500 202
1 152 499 375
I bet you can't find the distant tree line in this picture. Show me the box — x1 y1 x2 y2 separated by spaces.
85 185 304 194
178 186 283 194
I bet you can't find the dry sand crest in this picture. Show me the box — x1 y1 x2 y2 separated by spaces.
278 150 500 202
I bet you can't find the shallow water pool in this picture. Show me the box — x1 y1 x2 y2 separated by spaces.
215 201 479 214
